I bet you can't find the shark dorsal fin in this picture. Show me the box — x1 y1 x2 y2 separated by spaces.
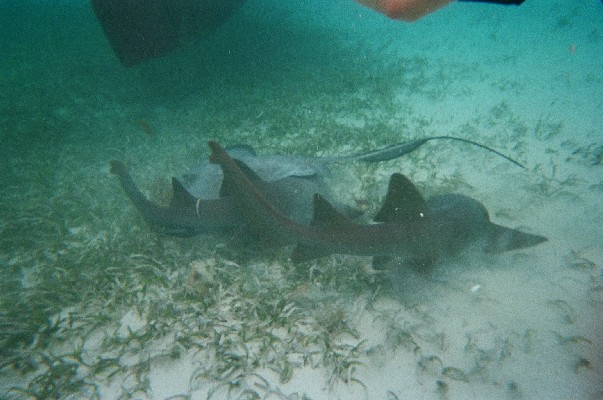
290 194 352 263
310 193 354 229
219 159 263 198
373 173 428 224
170 178 197 209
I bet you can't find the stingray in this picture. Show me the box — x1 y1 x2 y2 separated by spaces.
112 136 523 237
209 140 547 267
180 136 523 199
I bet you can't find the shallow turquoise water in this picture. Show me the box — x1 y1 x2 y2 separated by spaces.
1 1 602 399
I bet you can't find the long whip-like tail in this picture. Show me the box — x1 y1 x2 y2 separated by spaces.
344 135 525 169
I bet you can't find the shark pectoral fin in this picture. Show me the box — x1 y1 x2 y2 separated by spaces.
170 178 198 209
290 245 332 263
485 223 548 253
374 173 429 224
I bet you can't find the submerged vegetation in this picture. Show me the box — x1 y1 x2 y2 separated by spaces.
1 11 602 395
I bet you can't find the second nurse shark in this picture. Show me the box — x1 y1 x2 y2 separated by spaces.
208 141 547 268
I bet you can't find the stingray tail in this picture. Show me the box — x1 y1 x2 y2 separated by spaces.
347 136 525 169
425 136 525 169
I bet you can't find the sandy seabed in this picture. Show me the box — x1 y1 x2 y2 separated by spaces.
0 0 601 399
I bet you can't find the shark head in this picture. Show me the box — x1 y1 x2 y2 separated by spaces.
426 193 548 254
375 176 548 259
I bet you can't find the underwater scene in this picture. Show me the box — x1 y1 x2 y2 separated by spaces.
1 0 602 399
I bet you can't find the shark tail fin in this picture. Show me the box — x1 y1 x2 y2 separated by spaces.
219 158 263 198
374 173 429 224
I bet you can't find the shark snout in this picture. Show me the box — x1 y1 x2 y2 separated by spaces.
485 224 548 253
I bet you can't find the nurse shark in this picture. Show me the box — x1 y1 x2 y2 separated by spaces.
208 141 547 267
